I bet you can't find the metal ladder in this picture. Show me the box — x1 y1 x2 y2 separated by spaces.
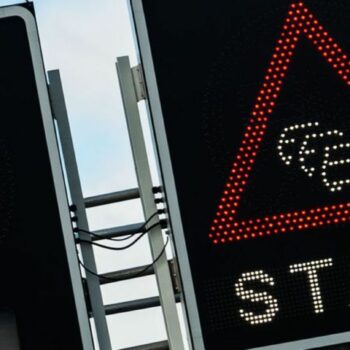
46 57 186 350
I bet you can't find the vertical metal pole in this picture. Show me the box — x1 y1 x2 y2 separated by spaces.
48 70 112 350
116 56 185 350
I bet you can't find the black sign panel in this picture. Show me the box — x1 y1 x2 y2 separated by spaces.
133 0 350 349
0 5 90 350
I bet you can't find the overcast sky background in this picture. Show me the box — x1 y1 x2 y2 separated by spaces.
0 0 188 349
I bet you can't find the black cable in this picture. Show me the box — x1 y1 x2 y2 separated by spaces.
75 211 160 242
77 228 135 242
78 258 116 283
131 236 169 278
98 233 133 242
78 236 169 282
78 221 162 251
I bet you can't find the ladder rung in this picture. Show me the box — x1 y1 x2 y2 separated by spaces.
84 188 139 208
91 222 143 241
119 340 168 350
104 294 181 315
99 259 176 284
99 263 155 284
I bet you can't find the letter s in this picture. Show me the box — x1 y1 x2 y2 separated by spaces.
235 270 279 325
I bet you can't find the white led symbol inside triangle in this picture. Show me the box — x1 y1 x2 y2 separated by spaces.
299 129 343 178
277 122 350 192
277 122 319 166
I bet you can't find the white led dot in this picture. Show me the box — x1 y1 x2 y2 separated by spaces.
322 143 350 192
277 122 319 167
235 270 279 325
289 258 333 314
298 129 344 178
278 122 349 192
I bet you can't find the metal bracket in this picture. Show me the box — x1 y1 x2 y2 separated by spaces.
131 64 147 101
169 258 182 294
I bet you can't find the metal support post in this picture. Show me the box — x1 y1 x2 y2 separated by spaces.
48 70 112 350
116 56 185 350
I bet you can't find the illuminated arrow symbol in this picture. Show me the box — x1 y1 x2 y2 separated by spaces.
210 1 350 244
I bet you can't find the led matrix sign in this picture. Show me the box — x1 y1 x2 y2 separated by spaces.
133 0 350 348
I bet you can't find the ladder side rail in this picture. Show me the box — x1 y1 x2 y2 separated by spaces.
48 70 112 350
116 56 185 350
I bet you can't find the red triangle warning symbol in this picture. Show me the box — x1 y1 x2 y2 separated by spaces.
209 2 350 244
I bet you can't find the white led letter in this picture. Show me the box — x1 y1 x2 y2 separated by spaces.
289 258 333 313
235 270 279 325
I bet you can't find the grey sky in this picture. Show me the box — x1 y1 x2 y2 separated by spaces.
0 0 188 348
